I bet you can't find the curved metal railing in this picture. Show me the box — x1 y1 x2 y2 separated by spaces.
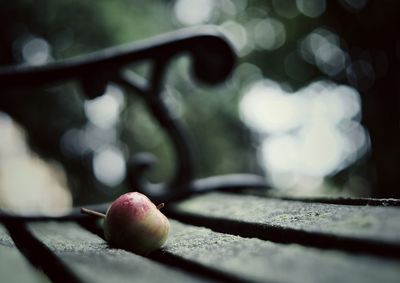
0 26 267 221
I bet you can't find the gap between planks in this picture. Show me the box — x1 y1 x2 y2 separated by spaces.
165 192 400 259
224 188 400 207
4 218 400 283
78 219 253 283
3 221 84 283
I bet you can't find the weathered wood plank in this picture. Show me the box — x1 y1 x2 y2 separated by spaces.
0 223 14 247
171 192 400 242
164 220 400 283
168 192 400 257
29 222 215 283
0 225 50 283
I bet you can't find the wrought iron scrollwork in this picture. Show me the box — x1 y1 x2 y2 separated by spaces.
0 26 267 220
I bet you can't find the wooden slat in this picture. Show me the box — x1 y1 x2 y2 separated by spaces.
28 222 216 283
3 192 399 283
170 192 400 243
0 224 14 247
168 192 400 257
0 225 50 283
163 220 400 283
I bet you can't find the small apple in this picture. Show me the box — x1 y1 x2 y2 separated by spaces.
81 192 169 255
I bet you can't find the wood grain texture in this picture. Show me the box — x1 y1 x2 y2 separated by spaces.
168 192 400 258
28 222 214 283
0 225 50 283
3 192 400 283
171 192 400 243
164 220 400 283
0 224 14 247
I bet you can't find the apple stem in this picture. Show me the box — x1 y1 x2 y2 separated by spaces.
156 203 165 210
81 207 106 219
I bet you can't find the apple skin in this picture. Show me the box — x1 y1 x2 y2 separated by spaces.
104 192 169 255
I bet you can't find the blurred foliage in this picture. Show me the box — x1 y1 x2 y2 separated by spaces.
0 0 399 204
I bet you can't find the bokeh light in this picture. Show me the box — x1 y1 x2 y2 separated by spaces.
220 21 249 55
240 80 370 189
93 146 126 187
252 18 286 51
84 84 125 129
21 37 52 65
1 0 398 203
173 0 215 25
0 112 72 214
296 0 326 18
272 0 299 19
300 28 348 77
240 80 302 134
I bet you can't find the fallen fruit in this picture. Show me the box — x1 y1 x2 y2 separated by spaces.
81 192 169 255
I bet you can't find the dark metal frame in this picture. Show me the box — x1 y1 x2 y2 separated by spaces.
0 26 267 221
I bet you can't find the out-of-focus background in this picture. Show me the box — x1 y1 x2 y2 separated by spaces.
0 0 399 214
